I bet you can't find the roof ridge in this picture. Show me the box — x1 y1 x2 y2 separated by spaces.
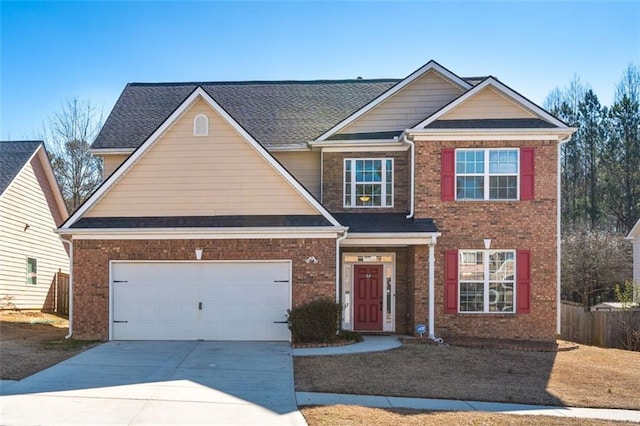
127 79 401 87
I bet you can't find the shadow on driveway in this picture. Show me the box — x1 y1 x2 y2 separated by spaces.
0 341 306 425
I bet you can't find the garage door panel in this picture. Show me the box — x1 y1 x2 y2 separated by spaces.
112 261 290 341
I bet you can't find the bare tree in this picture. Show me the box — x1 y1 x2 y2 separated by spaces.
561 228 632 309
41 98 103 212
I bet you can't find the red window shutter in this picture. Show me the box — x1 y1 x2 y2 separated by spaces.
520 148 535 200
516 250 531 314
444 250 458 313
441 149 455 201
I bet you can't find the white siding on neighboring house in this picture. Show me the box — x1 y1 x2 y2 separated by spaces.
271 151 321 199
85 98 319 217
339 70 464 134
440 86 536 121
634 238 640 301
0 153 69 309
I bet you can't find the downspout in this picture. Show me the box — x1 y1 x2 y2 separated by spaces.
428 236 437 339
403 135 415 219
335 230 348 303
59 236 73 339
557 136 571 336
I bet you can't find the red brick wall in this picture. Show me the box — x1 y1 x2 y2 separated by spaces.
414 139 559 342
72 238 336 340
322 151 410 213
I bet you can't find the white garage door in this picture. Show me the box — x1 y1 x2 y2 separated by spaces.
111 261 291 341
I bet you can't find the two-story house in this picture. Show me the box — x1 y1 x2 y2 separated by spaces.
58 61 575 345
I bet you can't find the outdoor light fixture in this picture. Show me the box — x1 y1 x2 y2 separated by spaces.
195 248 203 260
484 239 492 249
305 256 318 264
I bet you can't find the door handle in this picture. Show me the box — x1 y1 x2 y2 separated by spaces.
198 302 202 310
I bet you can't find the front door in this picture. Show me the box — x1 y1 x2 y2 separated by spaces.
353 264 383 331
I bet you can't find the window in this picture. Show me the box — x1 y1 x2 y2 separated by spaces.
344 158 393 207
26 258 37 285
193 114 209 136
456 149 519 200
459 250 515 313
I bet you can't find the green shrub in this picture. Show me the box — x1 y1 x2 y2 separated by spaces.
287 298 340 343
337 329 363 343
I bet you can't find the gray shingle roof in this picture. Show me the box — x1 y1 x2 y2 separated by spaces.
0 140 42 194
93 80 400 150
70 215 332 228
425 118 558 129
332 213 438 233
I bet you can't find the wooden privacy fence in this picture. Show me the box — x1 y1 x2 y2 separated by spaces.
561 301 640 349
53 270 69 316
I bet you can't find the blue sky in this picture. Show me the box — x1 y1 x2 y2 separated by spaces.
1 1 639 140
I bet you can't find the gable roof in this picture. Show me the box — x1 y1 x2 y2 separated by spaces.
315 60 473 141
415 77 569 129
0 140 43 194
627 218 640 239
63 87 344 230
0 140 69 221
92 80 399 151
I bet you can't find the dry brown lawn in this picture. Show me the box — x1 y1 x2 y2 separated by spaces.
300 405 632 426
0 311 98 379
294 342 640 410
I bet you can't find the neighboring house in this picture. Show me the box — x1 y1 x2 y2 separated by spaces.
0 141 69 310
627 219 640 302
590 302 639 312
58 60 576 343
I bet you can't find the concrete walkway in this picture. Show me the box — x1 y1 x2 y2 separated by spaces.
292 335 640 423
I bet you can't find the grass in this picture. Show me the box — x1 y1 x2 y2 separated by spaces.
294 342 640 410
300 406 632 426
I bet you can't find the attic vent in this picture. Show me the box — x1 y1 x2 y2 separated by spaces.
193 114 209 136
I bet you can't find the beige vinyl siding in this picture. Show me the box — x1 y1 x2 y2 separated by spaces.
102 154 130 178
441 86 536 120
634 239 640 299
0 154 69 309
86 98 318 217
339 70 464 134
272 151 321 198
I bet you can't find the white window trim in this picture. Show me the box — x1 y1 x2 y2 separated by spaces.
343 158 394 208
193 114 209 136
459 249 516 314
455 148 520 201
26 257 37 286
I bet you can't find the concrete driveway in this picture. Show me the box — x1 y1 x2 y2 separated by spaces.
0 341 306 425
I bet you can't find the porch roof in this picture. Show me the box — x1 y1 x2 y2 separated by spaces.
334 213 438 233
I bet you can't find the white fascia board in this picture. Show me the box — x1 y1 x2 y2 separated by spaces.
36 146 69 220
627 219 640 239
408 128 578 142
57 226 346 240
62 87 342 229
315 61 472 142
416 77 569 129
341 232 441 247
314 141 408 153
267 144 311 152
90 148 135 155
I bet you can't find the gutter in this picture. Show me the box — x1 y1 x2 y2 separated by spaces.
403 134 415 219
335 230 348 303
59 236 73 339
557 135 572 336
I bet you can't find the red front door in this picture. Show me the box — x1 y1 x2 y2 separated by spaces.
353 265 383 331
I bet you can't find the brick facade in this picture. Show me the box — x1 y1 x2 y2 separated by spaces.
72 238 336 340
322 151 410 213
414 139 558 342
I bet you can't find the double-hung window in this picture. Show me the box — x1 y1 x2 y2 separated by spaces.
456 149 519 200
459 250 515 313
344 158 393 207
26 257 37 285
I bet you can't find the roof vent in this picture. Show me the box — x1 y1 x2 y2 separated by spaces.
193 114 209 136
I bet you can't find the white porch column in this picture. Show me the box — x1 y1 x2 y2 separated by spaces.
428 240 436 339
